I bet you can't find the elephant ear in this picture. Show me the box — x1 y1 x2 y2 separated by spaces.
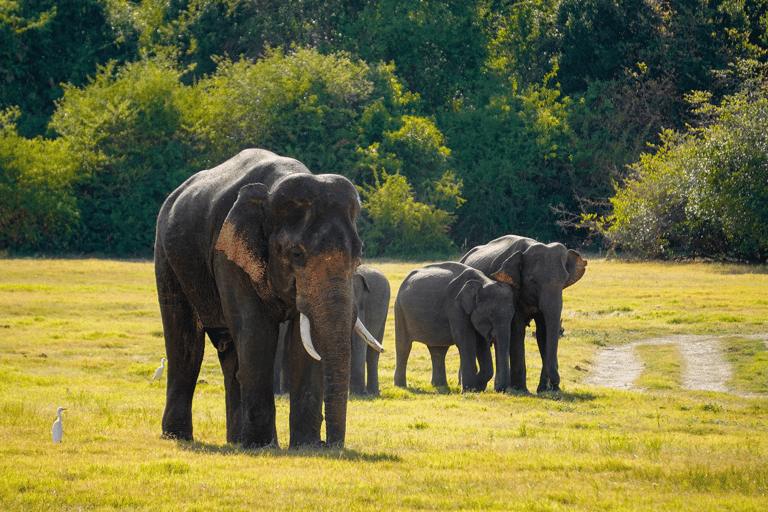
490 251 523 290
355 270 371 295
564 250 588 289
453 278 484 316
215 183 270 283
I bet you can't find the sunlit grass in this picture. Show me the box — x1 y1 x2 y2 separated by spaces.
635 343 682 390
1 257 767 510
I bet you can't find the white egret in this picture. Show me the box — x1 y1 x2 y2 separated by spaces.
52 407 66 443
152 357 166 382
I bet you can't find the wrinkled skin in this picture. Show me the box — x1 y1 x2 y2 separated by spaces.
154 148 366 448
274 265 390 396
461 235 587 394
394 262 516 392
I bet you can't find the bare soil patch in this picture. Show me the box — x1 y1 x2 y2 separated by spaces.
586 334 768 396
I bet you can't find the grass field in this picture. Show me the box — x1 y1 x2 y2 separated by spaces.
1 258 767 510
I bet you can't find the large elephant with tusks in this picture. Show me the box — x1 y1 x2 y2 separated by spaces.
154 148 382 448
461 235 587 394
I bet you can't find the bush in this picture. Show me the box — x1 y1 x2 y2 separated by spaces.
359 171 458 259
49 57 194 255
0 108 78 251
593 83 768 261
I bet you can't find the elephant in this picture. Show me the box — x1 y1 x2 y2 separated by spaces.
154 148 382 449
460 235 587 394
394 261 516 392
351 265 390 395
274 264 390 396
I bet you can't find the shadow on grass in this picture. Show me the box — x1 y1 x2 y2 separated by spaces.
387 384 601 402
533 389 601 402
173 439 402 462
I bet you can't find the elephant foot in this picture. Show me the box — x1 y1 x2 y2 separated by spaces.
161 430 193 441
289 439 343 450
537 387 562 395
241 438 279 450
507 386 531 396
537 379 561 394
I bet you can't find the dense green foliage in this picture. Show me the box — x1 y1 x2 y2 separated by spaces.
595 79 768 261
0 108 78 250
0 0 767 258
0 0 138 137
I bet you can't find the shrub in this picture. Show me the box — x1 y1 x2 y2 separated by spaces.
359 171 458 259
593 83 768 261
0 108 78 251
49 57 194 255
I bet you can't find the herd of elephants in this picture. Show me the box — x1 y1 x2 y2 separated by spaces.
153 149 588 449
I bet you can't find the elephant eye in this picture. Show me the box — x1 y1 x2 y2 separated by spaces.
290 246 305 263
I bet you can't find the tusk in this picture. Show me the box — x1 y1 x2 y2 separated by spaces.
355 318 384 353
300 314 321 361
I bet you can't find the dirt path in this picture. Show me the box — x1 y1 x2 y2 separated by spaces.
586 334 768 395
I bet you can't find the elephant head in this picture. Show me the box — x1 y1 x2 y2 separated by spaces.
215 170 381 446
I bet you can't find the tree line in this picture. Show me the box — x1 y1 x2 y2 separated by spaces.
1 0 767 260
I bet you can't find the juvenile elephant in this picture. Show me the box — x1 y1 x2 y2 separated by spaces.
394 262 516 392
274 265 390 396
461 235 587 394
154 148 382 449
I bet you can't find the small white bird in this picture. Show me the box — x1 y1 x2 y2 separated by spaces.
52 407 66 443
153 357 166 382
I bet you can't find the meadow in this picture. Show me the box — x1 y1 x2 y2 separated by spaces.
1 257 767 511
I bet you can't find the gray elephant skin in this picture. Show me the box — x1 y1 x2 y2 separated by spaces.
274 264 390 396
154 148 381 449
460 235 587 394
351 265 390 395
394 262 516 392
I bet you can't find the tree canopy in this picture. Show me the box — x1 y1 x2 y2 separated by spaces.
1 0 767 259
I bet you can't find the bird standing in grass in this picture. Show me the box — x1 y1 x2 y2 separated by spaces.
52 407 66 443
153 357 166 382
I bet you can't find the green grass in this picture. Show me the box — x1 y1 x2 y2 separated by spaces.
635 343 682 390
1 258 768 510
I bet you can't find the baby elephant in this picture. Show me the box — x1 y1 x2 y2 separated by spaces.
394 262 516 392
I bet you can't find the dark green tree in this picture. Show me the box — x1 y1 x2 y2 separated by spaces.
0 0 138 137
345 0 489 112
49 57 194 255
0 107 78 251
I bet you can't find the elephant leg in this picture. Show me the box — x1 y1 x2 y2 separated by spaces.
215 274 279 448
509 314 529 393
158 292 205 441
457 345 480 392
350 332 367 395
427 345 450 387
393 303 411 388
288 319 324 448
238 331 279 448
207 328 242 444
366 345 380 396
449 315 481 392
273 322 290 394
476 339 493 392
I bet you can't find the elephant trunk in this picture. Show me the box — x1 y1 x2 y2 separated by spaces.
538 293 563 393
295 253 355 447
